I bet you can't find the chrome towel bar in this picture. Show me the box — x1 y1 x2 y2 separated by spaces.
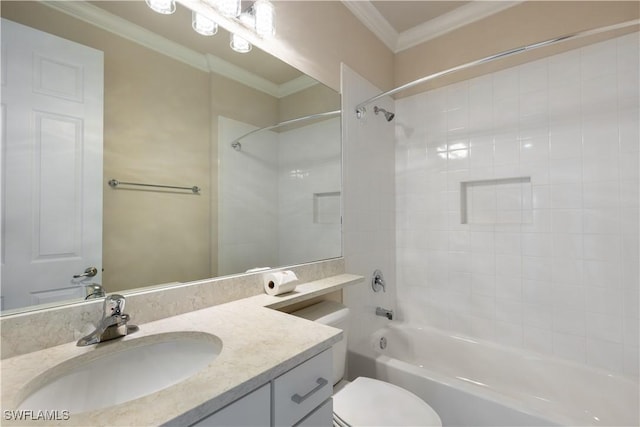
108 179 200 193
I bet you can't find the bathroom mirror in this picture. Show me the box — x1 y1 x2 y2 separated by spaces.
0 0 342 313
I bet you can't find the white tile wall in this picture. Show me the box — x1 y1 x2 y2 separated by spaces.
395 33 639 378
341 65 397 357
219 116 342 275
278 118 342 265
218 117 279 275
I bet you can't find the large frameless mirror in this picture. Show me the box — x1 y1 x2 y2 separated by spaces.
0 0 341 313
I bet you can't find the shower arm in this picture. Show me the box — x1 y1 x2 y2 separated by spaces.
355 19 639 116
230 110 341 151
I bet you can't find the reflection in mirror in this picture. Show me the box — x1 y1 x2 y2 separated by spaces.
0 1 341 313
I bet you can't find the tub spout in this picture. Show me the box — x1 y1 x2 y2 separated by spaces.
376 307 393 320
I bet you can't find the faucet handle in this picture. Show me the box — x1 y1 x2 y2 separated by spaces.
103 294 126 317
372 269 386 293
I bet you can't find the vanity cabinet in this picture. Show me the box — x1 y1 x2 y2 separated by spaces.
191 349 333 427
192 384 270 426
274 348 332 426
294 399 333 427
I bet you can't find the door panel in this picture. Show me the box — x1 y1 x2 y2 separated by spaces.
1 18 104 311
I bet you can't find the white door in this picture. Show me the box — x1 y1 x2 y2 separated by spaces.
1 19 104 311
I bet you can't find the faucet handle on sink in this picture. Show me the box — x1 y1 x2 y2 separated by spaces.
77 294 132 346
103 294 126 317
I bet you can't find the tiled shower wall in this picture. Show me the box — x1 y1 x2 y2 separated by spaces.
219 117 279 276
278 118 342 266
342 64 397 354
219 116 342 276
395 33 639 378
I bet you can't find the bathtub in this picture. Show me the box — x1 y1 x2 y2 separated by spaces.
347 323 639 426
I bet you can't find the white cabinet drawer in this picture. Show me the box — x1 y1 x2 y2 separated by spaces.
294 398 333 427
190 384 270 426
273 349 332 426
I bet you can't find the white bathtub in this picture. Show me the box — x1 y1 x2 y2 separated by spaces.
347 323 639 426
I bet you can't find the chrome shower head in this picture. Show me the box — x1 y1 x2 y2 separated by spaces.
373 106 395 122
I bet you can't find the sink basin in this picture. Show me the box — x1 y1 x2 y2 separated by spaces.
18 332 222 414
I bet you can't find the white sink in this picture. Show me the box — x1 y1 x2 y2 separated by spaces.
18 332 222 414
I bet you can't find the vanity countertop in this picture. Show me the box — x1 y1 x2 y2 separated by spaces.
0 279 352 426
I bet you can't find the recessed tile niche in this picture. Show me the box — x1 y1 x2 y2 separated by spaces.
313 191 341 224
461 177 532 224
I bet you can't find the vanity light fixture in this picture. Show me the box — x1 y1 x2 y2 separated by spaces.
217 0 241 18
192 11 218 36
231 12 254 53
146 0 275 53
230 32 252 53
230 33 252 53
145 0 176 14
253 0 275 37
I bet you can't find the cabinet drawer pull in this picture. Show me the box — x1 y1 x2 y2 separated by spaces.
291 377 328 404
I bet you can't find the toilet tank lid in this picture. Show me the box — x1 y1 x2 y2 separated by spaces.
291 300 349 325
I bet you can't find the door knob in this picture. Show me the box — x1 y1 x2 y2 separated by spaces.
73 267 98 278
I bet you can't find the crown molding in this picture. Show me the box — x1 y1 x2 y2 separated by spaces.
277 75 319 98
341 0 398 52
39 0 313 98
41 1 211 70
396 1 523 52
204 53 281 96
344 0 522 53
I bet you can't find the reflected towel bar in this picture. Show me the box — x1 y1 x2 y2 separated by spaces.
108 179 200 193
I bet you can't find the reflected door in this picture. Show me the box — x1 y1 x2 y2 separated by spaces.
1 19 104 310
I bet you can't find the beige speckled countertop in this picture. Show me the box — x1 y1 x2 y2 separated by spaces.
0 275 361 426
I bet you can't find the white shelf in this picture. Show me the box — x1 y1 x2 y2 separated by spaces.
245 274 363 309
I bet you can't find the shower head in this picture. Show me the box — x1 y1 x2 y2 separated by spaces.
373 106 395 122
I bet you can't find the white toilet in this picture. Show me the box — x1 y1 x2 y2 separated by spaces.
292 301 442 427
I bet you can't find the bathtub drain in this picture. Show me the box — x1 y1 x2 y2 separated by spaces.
379 336 387 350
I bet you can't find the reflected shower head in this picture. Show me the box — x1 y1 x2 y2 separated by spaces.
373 106 395 122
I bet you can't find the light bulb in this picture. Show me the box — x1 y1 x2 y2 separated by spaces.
230 33 251 53
192 11 218 36
254 0 275 37
217 0 241 18
145 0 175 14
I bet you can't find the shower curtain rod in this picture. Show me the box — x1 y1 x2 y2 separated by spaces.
231 110 341 151
355 19 639 116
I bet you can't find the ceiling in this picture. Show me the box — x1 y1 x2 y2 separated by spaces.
343 0 521 53
371 1 471 33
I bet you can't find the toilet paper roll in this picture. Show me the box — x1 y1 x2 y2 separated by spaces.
263 270 299 296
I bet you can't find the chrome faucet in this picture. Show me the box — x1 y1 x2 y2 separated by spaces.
77 294 131 346
84 283 105 300
376 307 393 320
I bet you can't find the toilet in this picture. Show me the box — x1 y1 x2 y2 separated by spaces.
292 301 442 427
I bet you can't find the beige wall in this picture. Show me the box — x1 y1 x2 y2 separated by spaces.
250 2 637 102
394 1 640 98
102 39 212 291
279 84 341 123
255 1 396 93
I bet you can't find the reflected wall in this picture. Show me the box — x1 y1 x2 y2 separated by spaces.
218 116 341 275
